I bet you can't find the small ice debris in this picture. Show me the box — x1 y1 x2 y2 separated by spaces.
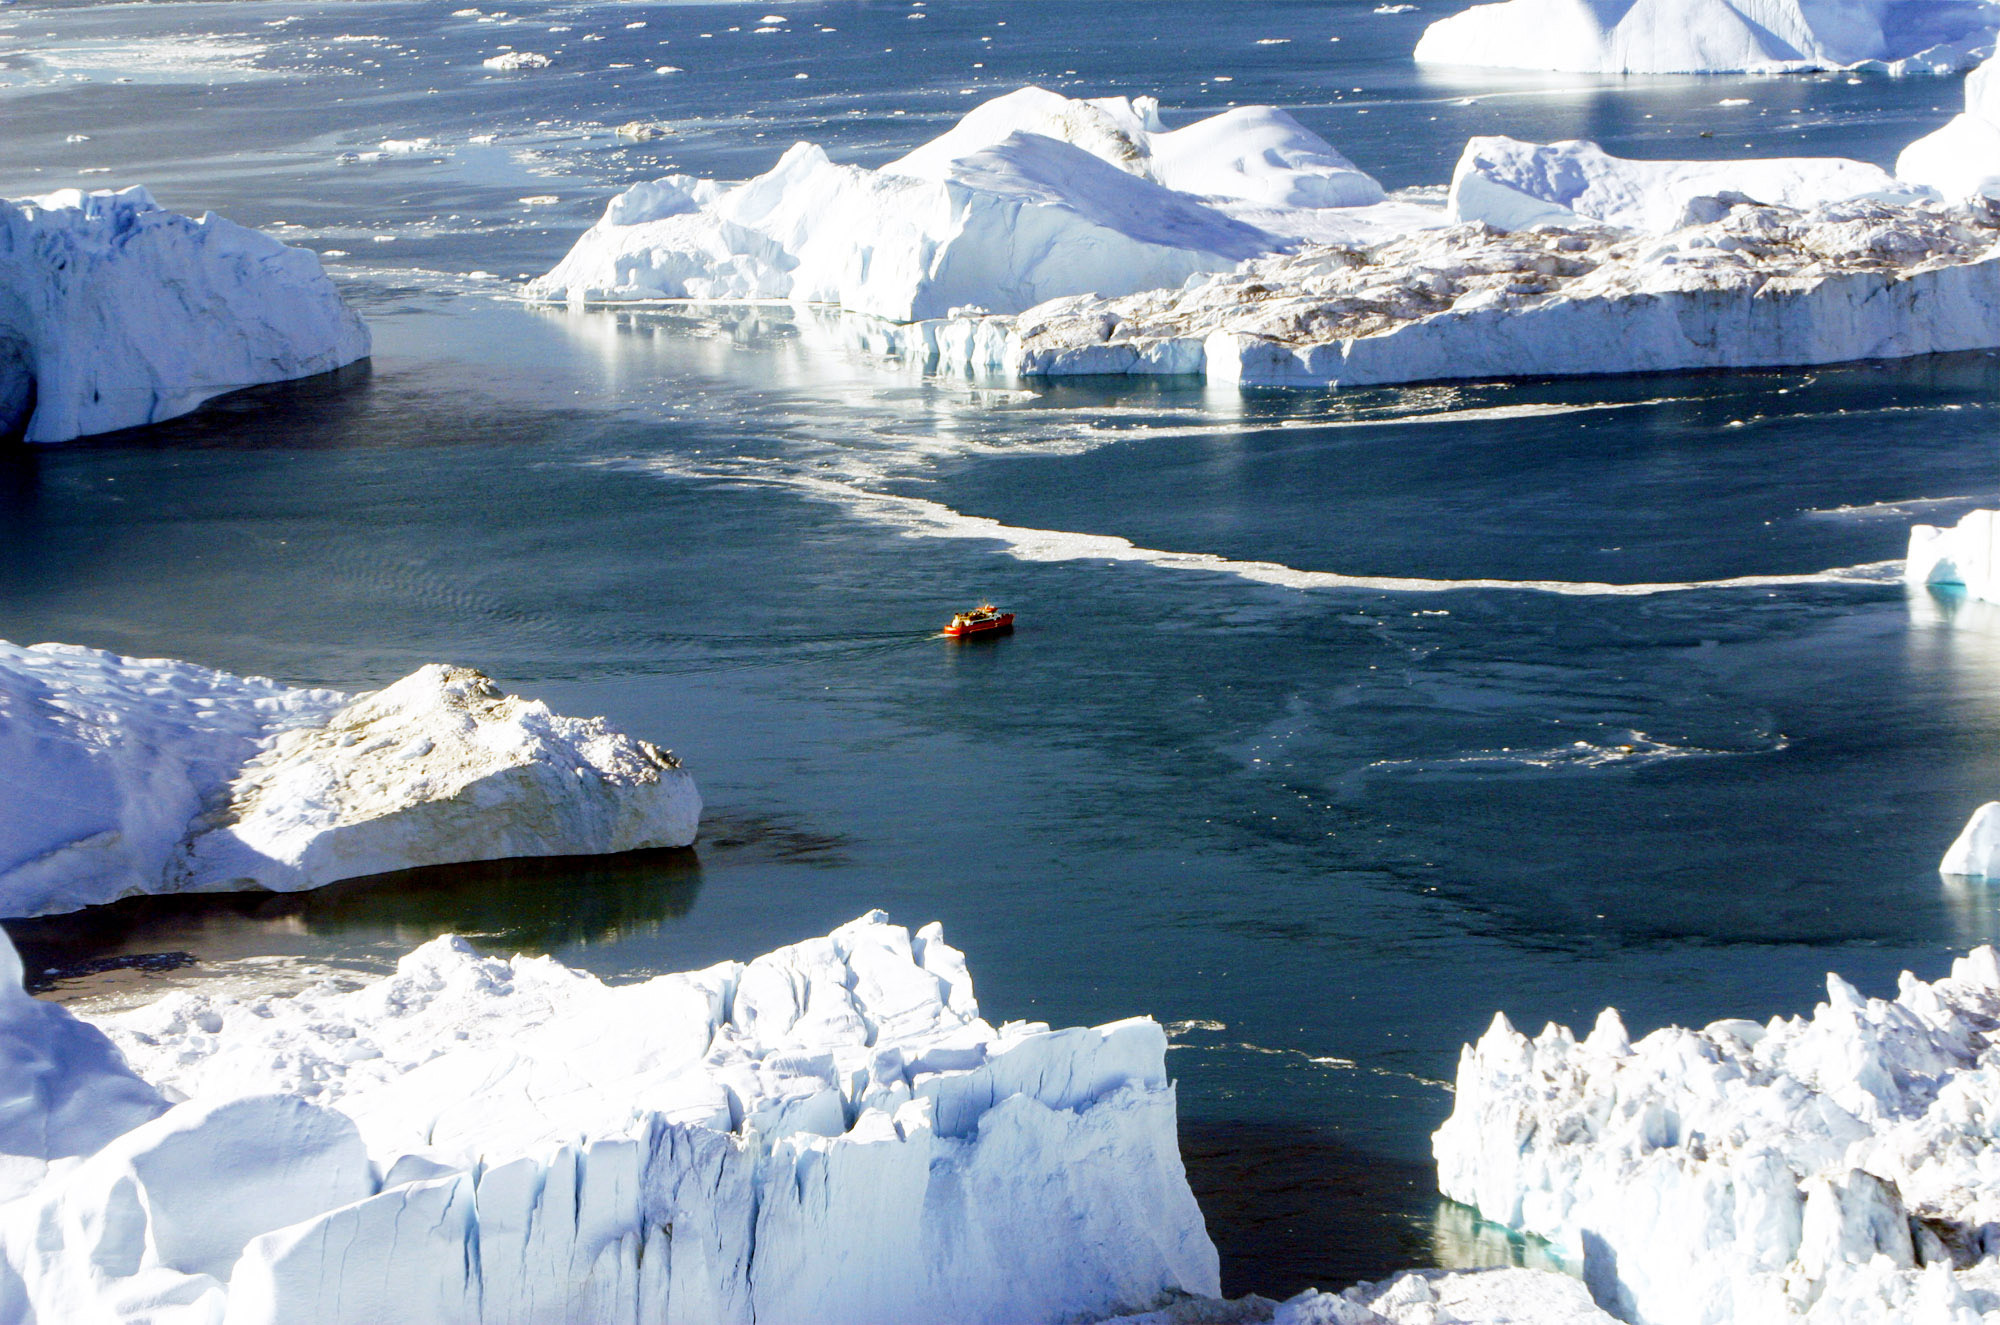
377 137 436 153
761 12 788 20
1375 4 1417 11
520 194 559 205
795 70 809 77
468 132 496 143
1717 96 1751 104
615 120 673 139
63 133 89 143
624 20 646 28
1256 37 1292 44
655 64 683 73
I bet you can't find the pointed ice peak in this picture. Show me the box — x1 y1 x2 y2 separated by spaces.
1583 1008 1632 1057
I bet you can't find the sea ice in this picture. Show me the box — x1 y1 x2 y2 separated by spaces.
1449 136 1909 233
1414 0 1996 73
0 641 699 918
1898 47 2000 198
1433 946 2000 1324
528 86 1396 322
0 913 1219 1324
0 187 370 443
900 196 2000 386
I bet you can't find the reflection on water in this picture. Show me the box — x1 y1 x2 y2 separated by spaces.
6 845 702 1002
1429 1200 1571 1277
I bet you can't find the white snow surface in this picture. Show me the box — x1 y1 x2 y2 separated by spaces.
0 913 1219 1324
526 86 1392 322
1413 0 1997 73
1899 48 2000 198
0 641 700 918
1433 945 2000 1325
894 197 2000 386
1449 136 1909 233
0 186 370 444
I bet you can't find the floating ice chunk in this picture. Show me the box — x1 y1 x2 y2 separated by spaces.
0 912 1220 1323
1095 1268 1619 1324
529 86 1386 322
481 49 550 69
1449 136 1906 233
0 642 700 918
1432 945 2000 1324
1415 0 1995 73
0 186 369 443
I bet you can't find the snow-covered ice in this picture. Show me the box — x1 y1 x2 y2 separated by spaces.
527 86 1406 322
897 196 2000 386
1433 945 2000 1325
0 912 1219 1324
1899 47 2000 199
1450 136 1909 233
0 186 370 444
1414 0 1997 74
0 641 700 918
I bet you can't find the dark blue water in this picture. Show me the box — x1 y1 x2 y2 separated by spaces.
5 0 2000 1297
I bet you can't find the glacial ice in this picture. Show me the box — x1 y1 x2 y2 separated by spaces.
0 186 370 444
1433 946 2000 1325
1413 0 1997 74
0 641 699 918
1098 1267 1619 1324
527 86 1400 322
1898 47 2000 199
1449 137 1908 233
0 913 1219 1324
900 196 2000 386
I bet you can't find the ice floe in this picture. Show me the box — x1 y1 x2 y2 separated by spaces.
0 186 370 443
1414 0 1997 74
527 86 1410 322
1898 47 2000 199
1449 136 1910 233
896 196 2000 385
0 641 699 918
0 913 1218 1323
1434 946 2000 1324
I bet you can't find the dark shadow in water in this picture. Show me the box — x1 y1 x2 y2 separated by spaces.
5 846 703 987
1180 1120 1435 1299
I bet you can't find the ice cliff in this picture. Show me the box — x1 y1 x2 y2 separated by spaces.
1899 47 2000 199
527 86 1412 322
897 196 2000 386
1448 137 1907 234
1434 946 2000 1325
0 641 699 918
0 913 1219 1324
1413 0 1996 74
0 186 370 444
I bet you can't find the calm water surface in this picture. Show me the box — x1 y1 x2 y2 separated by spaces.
4 0 2000 1296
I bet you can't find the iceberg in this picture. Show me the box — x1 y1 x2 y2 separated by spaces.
0 186 370 444
1898 48 2000 199
1448 136 1909 233
900 196 2000 386
0 641 699 918
1432 946 2000 1325
527 86 1403 323
1905 507 2000 600
1413 0 1996 74
0 912 1219 1323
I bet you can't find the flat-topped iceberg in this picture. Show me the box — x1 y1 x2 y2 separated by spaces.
1433 945 2000 1325
0 641 699 918
899 196 2000 386
1 186 369 444
1449 136 1909 233
0 913 1218 1323
1899 47 2000 199
527 86 1419 322
1414 0 1995 74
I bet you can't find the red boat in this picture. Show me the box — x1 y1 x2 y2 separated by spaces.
942 604 1015 638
